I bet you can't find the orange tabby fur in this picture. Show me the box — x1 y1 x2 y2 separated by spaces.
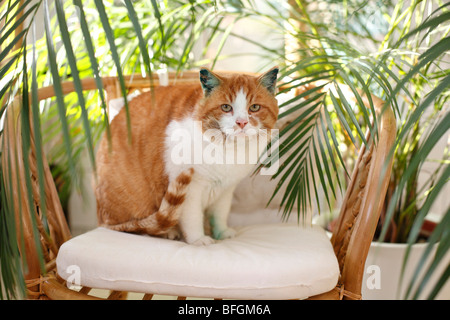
95 69 279 238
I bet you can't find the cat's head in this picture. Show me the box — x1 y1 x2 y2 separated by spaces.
196 67 279 138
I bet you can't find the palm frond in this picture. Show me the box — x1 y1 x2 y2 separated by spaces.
72 0 111 143
54 0 96 173
43 0 76 180
94 0 132 141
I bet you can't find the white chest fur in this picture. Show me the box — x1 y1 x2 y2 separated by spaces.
163 117 264 244
164 117 258 205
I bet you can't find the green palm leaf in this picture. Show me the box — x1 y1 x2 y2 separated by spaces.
73 0 111 144
94 0 132 141
55 0 96 173
43 0 76 180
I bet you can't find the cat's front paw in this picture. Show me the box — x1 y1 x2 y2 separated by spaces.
163 228 181 240
216 227 237 240
189 235 215 246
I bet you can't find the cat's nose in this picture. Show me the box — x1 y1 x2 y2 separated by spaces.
235 118 248 129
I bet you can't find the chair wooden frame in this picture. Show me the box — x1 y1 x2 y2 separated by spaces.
2 71 396 300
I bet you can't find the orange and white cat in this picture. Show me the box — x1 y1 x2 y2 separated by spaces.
95 67 279 245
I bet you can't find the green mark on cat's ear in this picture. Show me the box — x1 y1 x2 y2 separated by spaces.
258 67 279 95
200 68 221 96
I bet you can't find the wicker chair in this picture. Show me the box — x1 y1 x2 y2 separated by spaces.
2 71 396 300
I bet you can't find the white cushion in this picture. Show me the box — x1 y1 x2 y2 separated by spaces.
56 223 339 299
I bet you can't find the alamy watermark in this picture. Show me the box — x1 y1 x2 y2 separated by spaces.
65 265 81 290
366 264 381 290
169 121 279 175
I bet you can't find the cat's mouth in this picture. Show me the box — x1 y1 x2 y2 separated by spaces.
226 127 259 138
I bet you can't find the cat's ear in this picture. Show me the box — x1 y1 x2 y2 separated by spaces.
258 66 279 95
200 68 221 96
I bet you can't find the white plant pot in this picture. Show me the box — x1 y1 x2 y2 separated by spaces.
313 212 450 300
362 240 450 300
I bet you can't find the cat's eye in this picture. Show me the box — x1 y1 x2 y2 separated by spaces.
249 104 261 112
221 104 233 112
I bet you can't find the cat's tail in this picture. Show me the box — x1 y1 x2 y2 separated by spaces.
103 168 194 236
